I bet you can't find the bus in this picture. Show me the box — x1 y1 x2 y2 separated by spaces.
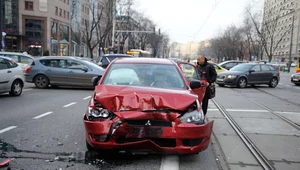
126 49 152 57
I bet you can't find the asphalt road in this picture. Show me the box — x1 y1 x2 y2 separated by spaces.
0 84 219 170
1 69 300 169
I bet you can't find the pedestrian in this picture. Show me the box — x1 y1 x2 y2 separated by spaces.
196 55 217 116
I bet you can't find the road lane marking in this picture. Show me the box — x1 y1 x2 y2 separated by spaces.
160 155 179 170
208 109 269 112
83 96 91 100
33 112 53 119
63 102 77 108
23 88 33 92
0 126 17 134
275 111 300 114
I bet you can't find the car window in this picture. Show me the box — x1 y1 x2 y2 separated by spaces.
3 54 19 62
20 56 33 64
49 60 66 68
67 60 84 69
230 64 253 71
261 64 270 71
101 57 109 65
268 65 276 71
181 64 202 80
251 65 261 72
224 62 236 68
7 60 18 68
0 58 8 70
103 63 186 89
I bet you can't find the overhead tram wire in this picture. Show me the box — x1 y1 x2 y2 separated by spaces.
192 0 222 41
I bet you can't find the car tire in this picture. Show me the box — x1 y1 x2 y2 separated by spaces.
217 84 225 87
86 140 95 151
9 80 23 96
34 75 49 89
269 77 278 88
237 77 247 88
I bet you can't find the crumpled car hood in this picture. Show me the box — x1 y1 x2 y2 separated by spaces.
94 85 198 112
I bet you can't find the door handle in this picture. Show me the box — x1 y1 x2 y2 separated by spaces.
69 71 73 73
47 69 52 71
7 70 12 73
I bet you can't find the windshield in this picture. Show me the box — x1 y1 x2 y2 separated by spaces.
230 64 253 71
81 60 105 71
102 63 187 89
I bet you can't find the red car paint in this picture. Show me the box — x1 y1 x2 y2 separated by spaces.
84 58 214 155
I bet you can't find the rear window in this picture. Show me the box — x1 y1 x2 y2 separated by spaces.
268 65 276 71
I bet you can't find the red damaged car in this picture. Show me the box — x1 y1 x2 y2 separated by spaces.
84 58 214 155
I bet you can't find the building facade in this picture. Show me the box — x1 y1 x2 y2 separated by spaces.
18 0 71 56
263 0 300 62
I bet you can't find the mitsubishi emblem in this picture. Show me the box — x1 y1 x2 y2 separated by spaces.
145 120 151 126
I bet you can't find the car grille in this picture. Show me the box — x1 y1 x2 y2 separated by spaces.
126 119 172 127
116 136 177 147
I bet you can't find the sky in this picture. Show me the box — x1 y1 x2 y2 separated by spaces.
134 0 264 43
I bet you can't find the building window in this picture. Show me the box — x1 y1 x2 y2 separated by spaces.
55 7 58 15
63 0 66 3
64 10 66 18
81 18 84 25
25 1 33 10
67 12 69 19
60 8 62 17
82 5 84 12
67 0 69 4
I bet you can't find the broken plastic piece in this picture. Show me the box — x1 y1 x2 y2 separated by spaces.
0 158 10 167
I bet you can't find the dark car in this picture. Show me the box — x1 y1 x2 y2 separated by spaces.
97 54 133 68
216 63 280 88
291 73 300 86
219 60 245 70
84 58 214 155
24 56 105 88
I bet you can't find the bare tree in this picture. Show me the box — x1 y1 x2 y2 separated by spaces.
82 0 113 59
248 7 292 62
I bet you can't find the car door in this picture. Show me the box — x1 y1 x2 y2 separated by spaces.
260 64 273 83
66 59 90 86
0 58 11 92
177 62 207 103
42 59 69 85
247 65 262 84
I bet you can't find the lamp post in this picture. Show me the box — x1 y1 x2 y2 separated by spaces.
281 9 296 73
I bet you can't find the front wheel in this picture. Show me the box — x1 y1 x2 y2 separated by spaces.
269 77 278 88
237 77 247 88
9 80 23 96
34 75 49 89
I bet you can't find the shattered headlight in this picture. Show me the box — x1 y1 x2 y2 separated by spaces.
179 108 205 125
87 102 115 120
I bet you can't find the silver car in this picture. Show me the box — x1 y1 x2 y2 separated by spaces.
0 52 34 70
24 56 105 88
0 56 25 96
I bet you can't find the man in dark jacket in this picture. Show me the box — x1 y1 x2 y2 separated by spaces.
196 56 217 116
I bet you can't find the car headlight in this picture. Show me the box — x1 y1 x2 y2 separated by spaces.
291 74 294 78
179 109 205 124
227 75 236 79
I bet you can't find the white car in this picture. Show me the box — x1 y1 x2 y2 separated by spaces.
291 62 297 67
0 52 34 70
0 56 25 96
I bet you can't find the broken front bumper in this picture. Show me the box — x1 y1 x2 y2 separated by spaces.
84 116 214 155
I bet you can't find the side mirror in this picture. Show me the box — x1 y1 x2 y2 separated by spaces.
190 79 204 89
249 70 255 73
92 76 102 87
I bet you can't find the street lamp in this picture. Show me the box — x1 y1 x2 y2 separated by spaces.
281 8 295 73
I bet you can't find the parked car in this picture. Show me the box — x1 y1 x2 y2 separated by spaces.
24 56 105 88
0 52 34 70
97 54 133 68
216 63 280 88
218 60 245 70
209 61 227 74
291 73 300 86
0 56 24 96
85 58 214 154
291 62 297 67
